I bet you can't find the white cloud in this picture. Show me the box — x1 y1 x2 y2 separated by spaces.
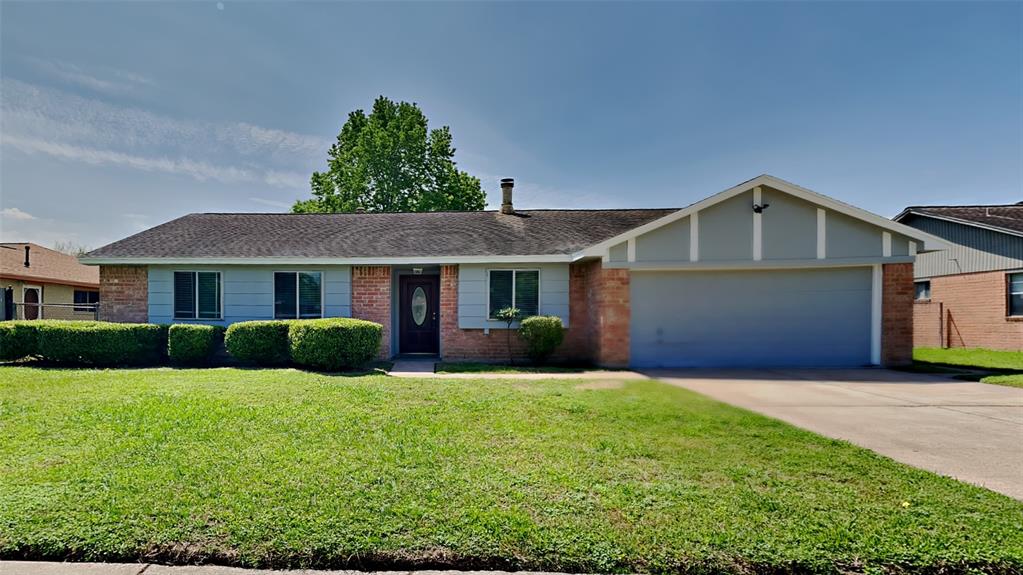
1 80 328 186
4 135 258 185
0 207 37 220
25 57 154 96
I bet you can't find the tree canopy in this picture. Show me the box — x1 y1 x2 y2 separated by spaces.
292 96 486 213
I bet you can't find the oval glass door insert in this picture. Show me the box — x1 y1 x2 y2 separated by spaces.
411 286 428 326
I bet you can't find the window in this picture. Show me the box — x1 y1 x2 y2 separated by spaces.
488 269 539 319
274 272 322 319
73 290 99 312
1009 273 1023 317
173 271 221 319
914 280 931 301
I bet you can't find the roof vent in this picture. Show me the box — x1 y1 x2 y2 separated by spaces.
23 245 30 268
500 178 514 215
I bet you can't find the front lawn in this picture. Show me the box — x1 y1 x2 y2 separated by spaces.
913 347 1023 388
1 367 1021 573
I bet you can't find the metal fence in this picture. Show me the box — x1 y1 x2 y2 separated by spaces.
4 302 100 321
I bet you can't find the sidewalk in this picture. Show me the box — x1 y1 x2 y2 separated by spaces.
388 359 647 380
1 562 577 575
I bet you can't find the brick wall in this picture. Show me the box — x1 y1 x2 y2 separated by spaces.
438 261 629 366
913 270 1023 351
98 265 148 323
881 262 914 366
351 265 392 359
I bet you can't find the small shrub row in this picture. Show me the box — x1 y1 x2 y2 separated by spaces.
1 317 383 371
225 318 381 371
168 324 225 366
0 320 164 366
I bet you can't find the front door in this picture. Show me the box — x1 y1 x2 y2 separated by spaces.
399 275 440 355
23 286 41 320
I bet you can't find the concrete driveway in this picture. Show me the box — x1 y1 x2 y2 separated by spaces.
645 369 1023 500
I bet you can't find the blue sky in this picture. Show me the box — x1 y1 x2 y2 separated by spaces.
1 1 1020 250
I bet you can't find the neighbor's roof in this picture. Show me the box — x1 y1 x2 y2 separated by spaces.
0 243 100 287
82 209 678 262
894 204 1023 238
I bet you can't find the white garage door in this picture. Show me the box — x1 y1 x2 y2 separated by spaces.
630 267 873 368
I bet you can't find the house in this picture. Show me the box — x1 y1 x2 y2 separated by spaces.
1 243 100 320
79 175 945 367
894 203 1022 351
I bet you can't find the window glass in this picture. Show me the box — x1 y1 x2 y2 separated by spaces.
275 272 297 319
514 270 540 317
197 272 221 319
276 271 322 319
73 290 99 312
174 272 196 319
488 270 540 320
914 281 931 301
298 272 322 318
1010 273 1023 316
488 270 513 318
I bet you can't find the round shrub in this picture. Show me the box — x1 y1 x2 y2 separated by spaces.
288 318 382 371
168 324 224 366
225 320 292 365
519 315 565 365
35 320 164 366
0 322 39 361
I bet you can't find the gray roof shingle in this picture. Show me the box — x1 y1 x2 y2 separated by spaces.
85 209 678 259
900 204 1023 236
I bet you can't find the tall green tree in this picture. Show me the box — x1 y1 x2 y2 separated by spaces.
293 96 486 213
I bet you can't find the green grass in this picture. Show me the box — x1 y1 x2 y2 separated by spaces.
913 347 1023 370
981 374 1023 389
434 361 593 374
1 367 1021 574
913 348 1023 389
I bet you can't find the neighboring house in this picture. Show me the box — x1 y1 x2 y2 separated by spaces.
1 243 100 320
894 203 1023 351
80 175 944 368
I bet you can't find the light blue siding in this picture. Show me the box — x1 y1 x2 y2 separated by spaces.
608 242 628 262
457 263 570 328
901 215 1023 278
635 216 690 261
613 185 909 268
148 264 351 326
698 190 754 261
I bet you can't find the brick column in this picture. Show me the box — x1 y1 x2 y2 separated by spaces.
593 265 631 367
98 265 148 323
352 266 392 359
439 265 459 357
882 262 914 366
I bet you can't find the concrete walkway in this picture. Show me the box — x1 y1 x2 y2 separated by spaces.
0 563 574 575
648 368 1023 500
388 358 648 380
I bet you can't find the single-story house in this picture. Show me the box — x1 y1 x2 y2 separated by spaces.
894 203 1022 351
2 242 100 320
80 175 946 367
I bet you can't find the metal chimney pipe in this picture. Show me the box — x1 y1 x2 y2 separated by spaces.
24 245 30 268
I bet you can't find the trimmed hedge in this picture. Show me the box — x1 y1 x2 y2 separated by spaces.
519 315 565 364
168 324 224 365
224 320 292 365
0 322 39 361
288 318 382 371
35 320 164 366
